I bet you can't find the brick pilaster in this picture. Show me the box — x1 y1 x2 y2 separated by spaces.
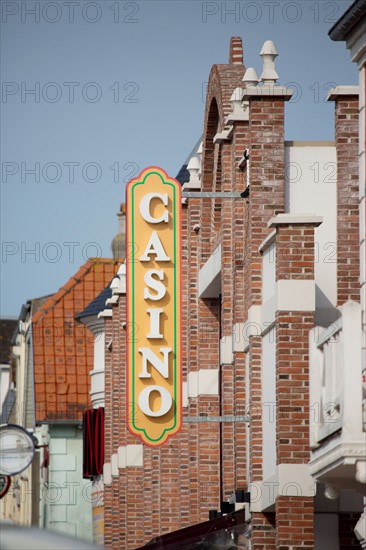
199 60 245 520
276 496 314 550
272 219 320 550
244 89 289 550
103 314 113 549
331 91 360 305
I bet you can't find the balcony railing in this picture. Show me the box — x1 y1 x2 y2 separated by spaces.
311 317 343 443
309 300 365 492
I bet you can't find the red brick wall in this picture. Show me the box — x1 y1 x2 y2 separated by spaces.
253 513 276 549
102 38 361 550
103 313 113 549
275 224 315 463
274 222 318 549
246 92 287 550
276 496 314 549
334 95 359 305
103 49 246 549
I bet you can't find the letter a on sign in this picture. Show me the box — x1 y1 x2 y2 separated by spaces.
126 167 182 446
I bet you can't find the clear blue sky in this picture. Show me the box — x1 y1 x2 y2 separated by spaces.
1 0 356 317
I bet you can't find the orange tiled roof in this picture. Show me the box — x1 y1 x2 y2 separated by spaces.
33 258 118 423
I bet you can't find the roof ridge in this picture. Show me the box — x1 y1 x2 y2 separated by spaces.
32 258 114 323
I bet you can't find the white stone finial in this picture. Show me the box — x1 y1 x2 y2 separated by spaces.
110 277 120 290
230 87 244 114
260 40 279 85
187 156 200 184
242 67 259 87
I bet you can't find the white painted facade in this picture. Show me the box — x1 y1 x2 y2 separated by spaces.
1 307 93 543
45 425 92 541
310 4 366 546
261 327 276 481
0 364 10 411
83 318 106 408
285 142 338 326
0 312 36 527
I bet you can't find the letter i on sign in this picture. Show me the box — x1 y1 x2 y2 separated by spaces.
125 167 182 446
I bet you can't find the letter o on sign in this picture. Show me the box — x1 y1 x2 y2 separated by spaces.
138 386 173 417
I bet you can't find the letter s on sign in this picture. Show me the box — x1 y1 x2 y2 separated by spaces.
144 270 166 301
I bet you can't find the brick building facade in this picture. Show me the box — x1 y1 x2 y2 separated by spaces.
88 33 364 550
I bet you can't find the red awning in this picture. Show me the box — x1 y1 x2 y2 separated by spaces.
83 407 104 478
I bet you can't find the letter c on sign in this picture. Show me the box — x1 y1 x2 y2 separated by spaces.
139 193 169 224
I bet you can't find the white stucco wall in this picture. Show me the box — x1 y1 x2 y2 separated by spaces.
0 365 10 410
262 242 276 305
285 143 337 325
46 425 92 542
262 327 276 480
91 329 105 407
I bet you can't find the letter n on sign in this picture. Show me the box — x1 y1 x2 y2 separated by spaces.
126 167 182 446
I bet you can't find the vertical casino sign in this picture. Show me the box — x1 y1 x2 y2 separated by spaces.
126 167 182 446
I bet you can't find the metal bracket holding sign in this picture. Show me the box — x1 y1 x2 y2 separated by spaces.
125 169 250 447
182 191 246 198
183 415 250 424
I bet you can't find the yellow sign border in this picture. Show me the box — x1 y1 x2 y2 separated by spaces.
126 167 182 446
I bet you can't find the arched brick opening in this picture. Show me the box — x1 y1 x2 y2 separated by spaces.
201 97 219 263
200 63 245 263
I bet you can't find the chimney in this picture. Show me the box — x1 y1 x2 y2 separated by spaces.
229 37 243 64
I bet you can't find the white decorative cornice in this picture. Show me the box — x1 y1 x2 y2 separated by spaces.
111 263 126 295
327 85 359 101
105 295 119 305
268 213 323 227
310 440 366 478
80 316 105 335
213 127 233 144
225 95 249 123
98 309 112 318
242 85 293 100
258 230 276 253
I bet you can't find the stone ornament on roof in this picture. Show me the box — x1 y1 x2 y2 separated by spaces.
112 202 126 261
